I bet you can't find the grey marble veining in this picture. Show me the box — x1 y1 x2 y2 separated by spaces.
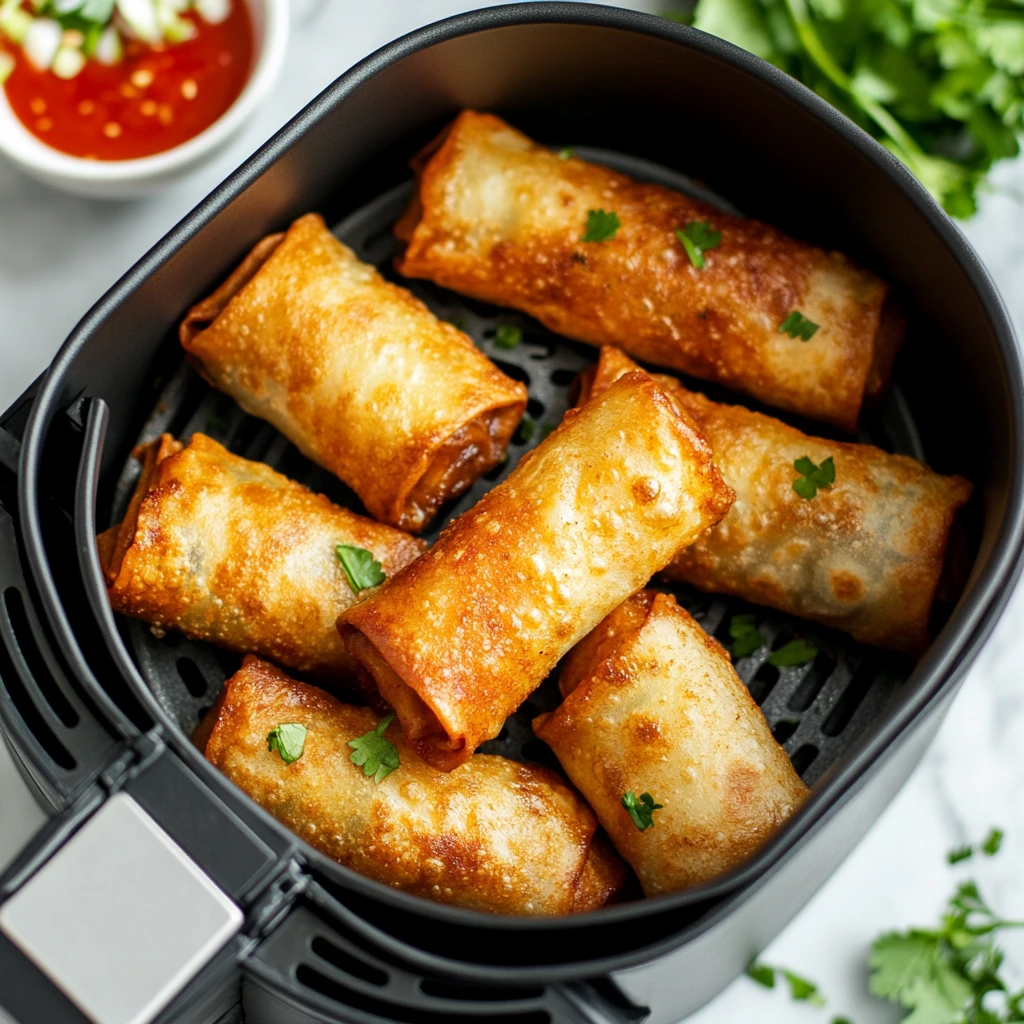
1 2 1023 1021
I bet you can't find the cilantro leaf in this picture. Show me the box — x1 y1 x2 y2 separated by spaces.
747 962 776 988
768 638 818 667
783 970 826 1007
348 713 400 783
779 311 820 340
621 791 663 831
267 723 307 765
581 209 620 242
948 844 974 864
494 324 522 350
793 455 836 499
336 545 386 596
516 415 537 444
675 220 723 269
983 828 1004 856
729 613 766 658
558 147 573 160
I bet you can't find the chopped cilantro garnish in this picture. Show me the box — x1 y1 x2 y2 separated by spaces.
779 311 820 340
729 613 766 658
746 962 776 988
267 723 307 765
558 147 573 160
767 638 818 667
784 970 826 1007
204 412 229 434
336 545 386 595
793 455 835 500
348 713 400 783
494 325 522 350
948 844 974 865
516 416 537 444
581 209 620 243
675 220 722 269
621 791 663 831
983 828 1004 856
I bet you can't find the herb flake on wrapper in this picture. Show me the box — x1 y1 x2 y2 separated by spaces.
348 713 400 783
267 723 307 765
622 790 663 831
336 544 386 595
675 220 722 269
582 209 620 242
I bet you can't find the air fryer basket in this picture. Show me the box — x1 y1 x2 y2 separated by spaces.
3 1 1022 1013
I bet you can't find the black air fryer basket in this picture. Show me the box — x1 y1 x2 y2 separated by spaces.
1 6 1022 1024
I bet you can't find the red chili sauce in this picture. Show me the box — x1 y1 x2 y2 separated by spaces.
1 2 254 160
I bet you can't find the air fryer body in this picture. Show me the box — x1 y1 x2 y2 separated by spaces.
0 6 1021 1024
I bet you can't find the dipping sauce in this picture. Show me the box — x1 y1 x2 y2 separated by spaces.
1 2 253 160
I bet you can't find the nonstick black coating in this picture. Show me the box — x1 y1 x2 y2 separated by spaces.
15 3 1024 977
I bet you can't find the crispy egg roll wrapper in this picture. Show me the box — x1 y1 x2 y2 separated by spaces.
100 434 424 682
203 656 627 915
534 591 808 897
580 347 973 655
396 111 903 431
181 212 527 532
338 372 734 771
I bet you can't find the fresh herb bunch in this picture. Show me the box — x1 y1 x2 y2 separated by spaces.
665 0 1024 217
870 877 1024 1022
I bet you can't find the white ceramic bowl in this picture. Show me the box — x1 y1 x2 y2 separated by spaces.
0 0 289 198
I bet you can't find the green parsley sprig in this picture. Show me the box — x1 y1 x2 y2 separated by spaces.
676 219 723 268
336 544 386 596
664 0 1024 218
793 455 836 499
622 790 664 830
582 209 620 242
348 713 400 783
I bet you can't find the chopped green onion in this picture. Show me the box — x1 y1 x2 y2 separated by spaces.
0 50 13 83
116 0 160 44
51 44 85 77
23 17 62 69
92 23 120 63
0 2 33 44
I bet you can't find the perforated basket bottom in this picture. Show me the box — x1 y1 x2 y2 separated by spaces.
112 151 915 790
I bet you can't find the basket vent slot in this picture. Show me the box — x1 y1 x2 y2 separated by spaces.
175 657 209 699
822 659 877 737
786 651 834 712
0 587 76 770
4 587 78 728
790 744 819 775
419 978 546 1002
310 936 387 987
295 965 551 1023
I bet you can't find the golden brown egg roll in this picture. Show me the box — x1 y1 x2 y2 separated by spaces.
202 656 627 915
395 110 903 431
534 591 808 897
338 372 735 772
180 212 527 532
99 433 424 682
578 346 973 656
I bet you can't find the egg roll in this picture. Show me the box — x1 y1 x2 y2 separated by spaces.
534 591 808 897
395 111 903 431
579 346 973 656
202 656 627 915
99 433 424 682
180 212 527 532
338 372 734 772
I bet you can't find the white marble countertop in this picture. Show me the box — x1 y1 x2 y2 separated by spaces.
1 2 1023 1021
